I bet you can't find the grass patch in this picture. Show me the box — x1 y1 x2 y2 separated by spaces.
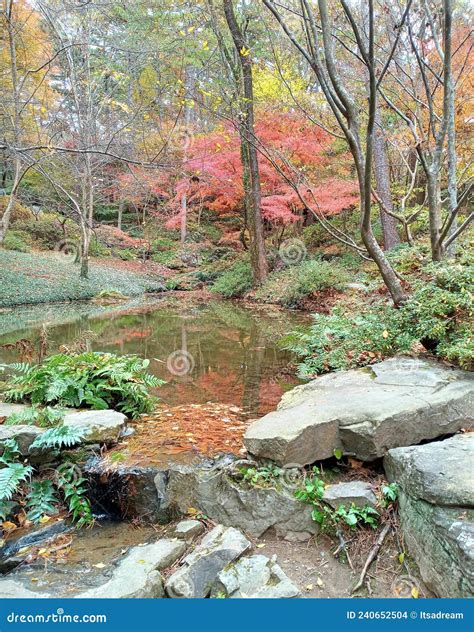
0 250 164 308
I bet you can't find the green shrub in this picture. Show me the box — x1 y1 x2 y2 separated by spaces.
3 230 31 252
256 259 350 307
211 259 253 298
89 239 111 257
285 260 473 374
117 248 137 261
152 249 181 266
151 236 177 252
20 213 76 249
4 352 164 417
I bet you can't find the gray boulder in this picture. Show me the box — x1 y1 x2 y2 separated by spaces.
211 555 300 598
63 410 127 444
79 539 186 599
164 462 317 540
165 526 250 598
244 357 474 464
323 481 377 509
384 433 474 598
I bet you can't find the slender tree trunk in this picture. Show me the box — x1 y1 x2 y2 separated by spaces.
445 0 457 257
0 159 20 244
180 66 195 246
373 109 400 250
1 0 21 245
117 199 124 231
427 170 443 261
223 0 268 285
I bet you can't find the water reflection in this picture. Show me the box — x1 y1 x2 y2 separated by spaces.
0 297 309 416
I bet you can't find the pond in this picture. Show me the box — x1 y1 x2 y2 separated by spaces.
0 295 310 417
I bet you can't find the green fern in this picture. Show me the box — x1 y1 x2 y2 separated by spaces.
31 425 85 451
5 352 164 418
0 500 17 521
26 480 59 523
57 464 93 528
0 463 33 501
0 438 21 465
5 405 64 428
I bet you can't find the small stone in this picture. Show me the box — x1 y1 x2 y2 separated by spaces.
173 520 205 543
323 481 377 509
211 555 300 598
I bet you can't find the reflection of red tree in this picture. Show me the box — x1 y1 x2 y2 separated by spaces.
193 370 244 405
103 328 153 347
258 380 286 414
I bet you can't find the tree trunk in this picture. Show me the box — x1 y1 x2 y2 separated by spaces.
445 0 457 257
0 160 20 244
427 171 443 261
117 199 124 231
223 0 268 285
373 108 400 250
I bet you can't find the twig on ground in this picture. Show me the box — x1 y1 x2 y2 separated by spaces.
352 523 391 593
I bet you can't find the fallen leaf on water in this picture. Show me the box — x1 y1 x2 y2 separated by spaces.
93 563 106 569
305 584 313 591
256 543 266 549
411 586 419 599
316 577 325 588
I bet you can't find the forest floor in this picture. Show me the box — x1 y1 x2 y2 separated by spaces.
0 250 164 308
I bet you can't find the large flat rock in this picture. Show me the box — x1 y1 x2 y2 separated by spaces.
0 405 127 456
244 357 474 464
78 539 186 599
63 409 127 444
384 434 474 597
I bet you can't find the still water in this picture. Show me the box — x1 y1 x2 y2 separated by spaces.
0 295 310 416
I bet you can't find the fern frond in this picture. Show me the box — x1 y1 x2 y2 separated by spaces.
31 425 85 451
0 463 33 500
